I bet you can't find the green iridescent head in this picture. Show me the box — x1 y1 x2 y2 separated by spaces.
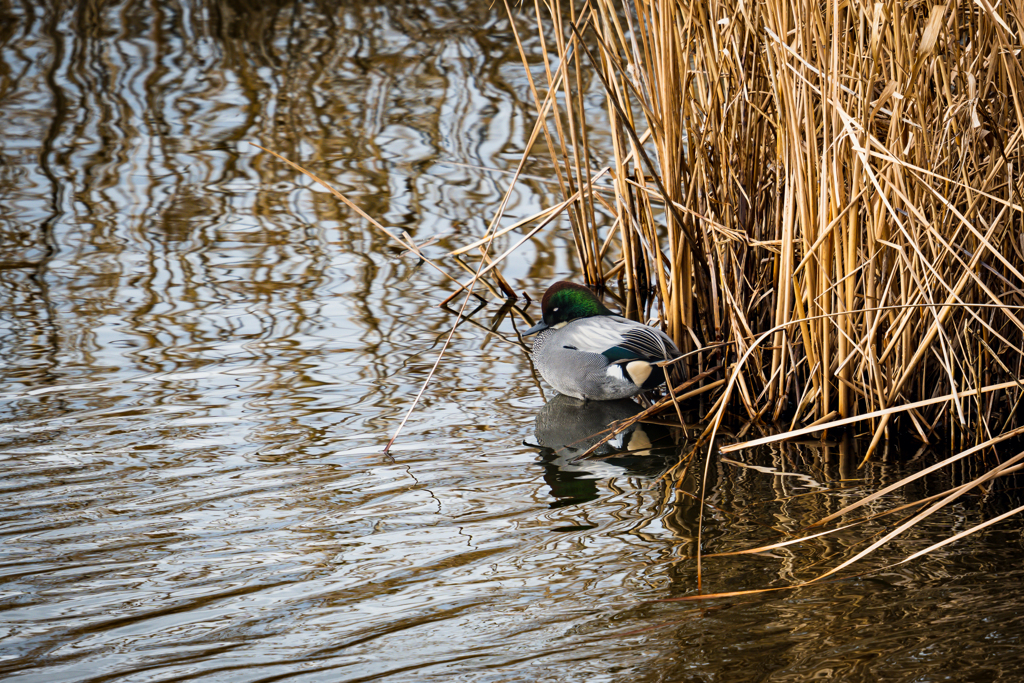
524 281 612 335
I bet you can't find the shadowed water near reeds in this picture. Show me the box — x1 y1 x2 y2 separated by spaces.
2 1 1024 681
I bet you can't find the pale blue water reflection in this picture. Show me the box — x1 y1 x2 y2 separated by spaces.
2 1 1024 682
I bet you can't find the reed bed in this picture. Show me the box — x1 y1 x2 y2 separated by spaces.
497 0 1024 460
466 0 1024 576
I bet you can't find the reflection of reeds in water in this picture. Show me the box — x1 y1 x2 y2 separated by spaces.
1 0 557 415
493 0 1024 575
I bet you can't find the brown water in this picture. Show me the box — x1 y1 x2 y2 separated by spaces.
2 1 1024 681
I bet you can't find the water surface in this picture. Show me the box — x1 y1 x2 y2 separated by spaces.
2 1 1024 681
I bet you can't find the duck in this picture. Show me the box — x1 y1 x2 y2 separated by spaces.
523 281 681 401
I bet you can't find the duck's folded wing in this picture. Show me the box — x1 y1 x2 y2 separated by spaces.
614 325 680 360
560 317 679 360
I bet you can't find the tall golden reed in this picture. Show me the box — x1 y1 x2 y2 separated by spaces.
503 0 1024 459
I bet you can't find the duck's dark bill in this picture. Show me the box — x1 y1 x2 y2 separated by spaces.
523 321 549 336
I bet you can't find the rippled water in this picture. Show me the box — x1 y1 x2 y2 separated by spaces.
3 1 1024 681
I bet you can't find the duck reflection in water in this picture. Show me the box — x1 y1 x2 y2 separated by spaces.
530 394 675 508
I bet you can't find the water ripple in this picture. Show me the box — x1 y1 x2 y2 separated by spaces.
1 0 1023 681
